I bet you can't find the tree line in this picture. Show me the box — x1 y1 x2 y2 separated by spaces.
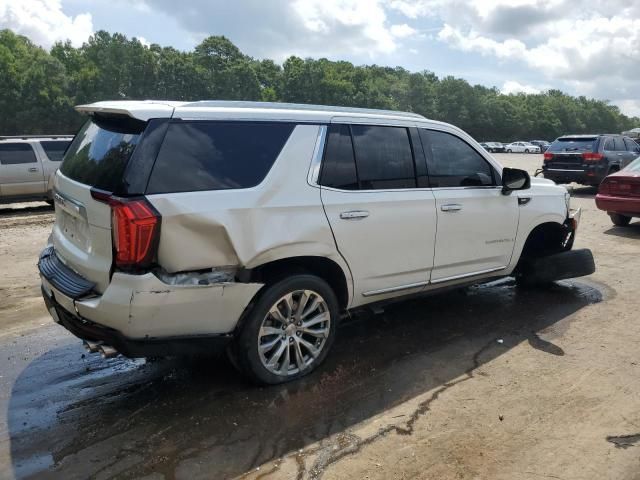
0 28 637 141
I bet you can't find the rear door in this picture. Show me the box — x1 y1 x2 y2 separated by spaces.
420 129 519 283
0 142 46 197
319 123 437 303
52 116 146 292
38 140 71 188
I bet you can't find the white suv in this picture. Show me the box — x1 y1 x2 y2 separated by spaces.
39 101 594 384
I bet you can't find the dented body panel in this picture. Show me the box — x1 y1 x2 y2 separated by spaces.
45 272 264 338
147 124 354 302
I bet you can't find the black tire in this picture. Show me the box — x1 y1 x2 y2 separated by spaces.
524 149 529 153
507 149 512 153
609 213 631 227
517 248 595 287
232 274 339 385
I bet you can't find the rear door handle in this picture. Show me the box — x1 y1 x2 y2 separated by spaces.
340 210 369 220
441 204 462 212
28 167 38 172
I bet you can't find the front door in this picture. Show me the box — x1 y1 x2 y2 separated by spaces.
419 129 519 283
319 123 437 304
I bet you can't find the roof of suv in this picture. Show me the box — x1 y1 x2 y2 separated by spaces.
75 100 429 123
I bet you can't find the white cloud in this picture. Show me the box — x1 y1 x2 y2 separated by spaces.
0 0 93 48
501 80 541 95
390 23 417 38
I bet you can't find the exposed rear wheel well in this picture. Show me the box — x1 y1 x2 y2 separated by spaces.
247 256 350 310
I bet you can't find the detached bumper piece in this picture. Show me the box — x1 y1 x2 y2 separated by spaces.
38 246 95 299
41 285 232 358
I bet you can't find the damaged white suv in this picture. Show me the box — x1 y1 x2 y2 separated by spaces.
39 101 594 384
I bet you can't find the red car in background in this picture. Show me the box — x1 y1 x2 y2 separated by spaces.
596 157 640 226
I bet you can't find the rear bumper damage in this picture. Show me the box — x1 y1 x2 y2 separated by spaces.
39 246 264 357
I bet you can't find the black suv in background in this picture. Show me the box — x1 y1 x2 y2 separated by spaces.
542 134 640 186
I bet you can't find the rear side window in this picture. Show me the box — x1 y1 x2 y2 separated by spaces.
603 138 615 151
61 116 145 191
420 130 495 188
549 138 596 153
146 121 294 194
614 137 626 151
40 141 70 162
320 124 358 190
0 143 36 164
351 125 416 189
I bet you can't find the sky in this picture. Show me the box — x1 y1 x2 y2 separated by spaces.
1 0 640 117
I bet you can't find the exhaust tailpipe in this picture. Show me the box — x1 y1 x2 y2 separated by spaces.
83 340 103 353
99 345 119 359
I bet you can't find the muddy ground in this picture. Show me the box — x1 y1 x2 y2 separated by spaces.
1 153 639 480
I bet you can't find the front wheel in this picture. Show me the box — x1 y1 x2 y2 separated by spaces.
507 149 512 153
609 213 631 226
232 274 338 384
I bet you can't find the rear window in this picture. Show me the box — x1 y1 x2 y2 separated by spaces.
548 138 596 153
0 143 36 164
40 140 70 162
60 116 145 191
146 121 294 194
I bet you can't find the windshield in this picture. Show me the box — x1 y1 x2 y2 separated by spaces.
60 116 145 191
548 138 596 153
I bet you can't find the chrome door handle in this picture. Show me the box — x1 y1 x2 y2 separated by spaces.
441 204 462 212
340 210 369 220
28 167 38 172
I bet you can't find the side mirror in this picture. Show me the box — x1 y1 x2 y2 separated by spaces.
502 167 530 194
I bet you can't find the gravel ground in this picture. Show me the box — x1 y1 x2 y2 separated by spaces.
1 153 639 480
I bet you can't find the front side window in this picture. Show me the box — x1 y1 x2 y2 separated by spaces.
624 138 639 152
147 121 294 194
0 143 37 165
420 129 495 188
351 125 416 190
40 140 71 162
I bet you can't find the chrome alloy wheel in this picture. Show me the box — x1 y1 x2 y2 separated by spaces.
257 289 331 376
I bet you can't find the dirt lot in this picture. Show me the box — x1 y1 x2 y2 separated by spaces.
1 153 639 479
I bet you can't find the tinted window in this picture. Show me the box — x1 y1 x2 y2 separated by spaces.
61 117 144 191
40 140 70 162
614 137 626 151
0 143 36 165
351 125 415 189
624 138 639 152
147 121 294 194
603 138 615 151
420 130 495 188
549 138 596 153
319 124 358 190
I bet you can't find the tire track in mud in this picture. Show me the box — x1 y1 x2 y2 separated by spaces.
251 338 498 480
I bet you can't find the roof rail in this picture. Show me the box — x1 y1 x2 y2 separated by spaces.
0 135 74 140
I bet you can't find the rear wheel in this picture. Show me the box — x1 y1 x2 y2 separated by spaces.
524 149 530 153
233 274 338 384
609 213 631 226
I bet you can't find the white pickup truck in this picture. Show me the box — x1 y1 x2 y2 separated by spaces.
39 101 595 384
0 136 72 204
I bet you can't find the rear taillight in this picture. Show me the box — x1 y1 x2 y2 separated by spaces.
582 152 604 162
91 189 160 269
543 152 554 162
598 179 611 195
111 199 160 268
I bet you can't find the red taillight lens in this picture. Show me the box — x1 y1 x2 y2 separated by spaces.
598 179 611 195
582 152 604 162
111 199 160 268
543 152 554 162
